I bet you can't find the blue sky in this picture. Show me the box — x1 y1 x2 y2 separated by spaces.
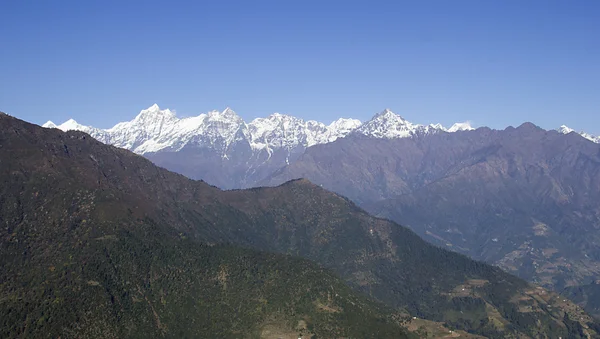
1 0 599 134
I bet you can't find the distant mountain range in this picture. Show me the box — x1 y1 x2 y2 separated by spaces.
4 111 599 338
43 105 599 189
43 104 478 155
43 105 474 188
43 105 600 156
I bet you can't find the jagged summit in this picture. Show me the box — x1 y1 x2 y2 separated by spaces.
133 104 176 123
222 107 236 114
355 108 442 139
372 108 406 120
208 107 241 121
138 103 171 114
144 103 160 111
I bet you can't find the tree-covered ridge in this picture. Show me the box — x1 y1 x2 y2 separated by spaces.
0 112 597 338
1 214 411 338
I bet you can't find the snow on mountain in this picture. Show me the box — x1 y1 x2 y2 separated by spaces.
42 121 57 128
557 125 575 135
448 121 474 132
327 118 362 141
581 133 600 144
246 114 363 153
44 105 363 155
44 105 477 155
41 105 480 189
44 118 88 132
248 113 319 152
44 118 107 140
354 109 447 138
557 125 600 143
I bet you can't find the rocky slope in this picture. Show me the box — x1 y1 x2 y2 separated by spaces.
3 111 597 338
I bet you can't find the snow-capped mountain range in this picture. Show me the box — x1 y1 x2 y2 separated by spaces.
43 104 473 155
42 104 597 189
42 104 477 188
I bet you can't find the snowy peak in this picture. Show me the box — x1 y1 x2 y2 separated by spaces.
196 108 248 154
328 118 362 136
557 125 575 135
132 104 176 125
373 108 404 120
264 112 299 122
207 107 243 123
43 121 57 128
557 125 599 143
356 109 432 138
222 107 237 116
60 119 83 130
370 109 407 123
448 121 474 132
136 103 169 117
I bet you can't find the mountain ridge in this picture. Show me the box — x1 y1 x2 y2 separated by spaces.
43 104 478 156
43 105 600 157
42 105 476 188
42 105 599 190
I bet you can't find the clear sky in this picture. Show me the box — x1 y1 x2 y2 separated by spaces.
1 0 599 134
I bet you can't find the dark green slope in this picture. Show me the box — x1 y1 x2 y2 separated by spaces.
2 226 409 338
0 112 597 338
